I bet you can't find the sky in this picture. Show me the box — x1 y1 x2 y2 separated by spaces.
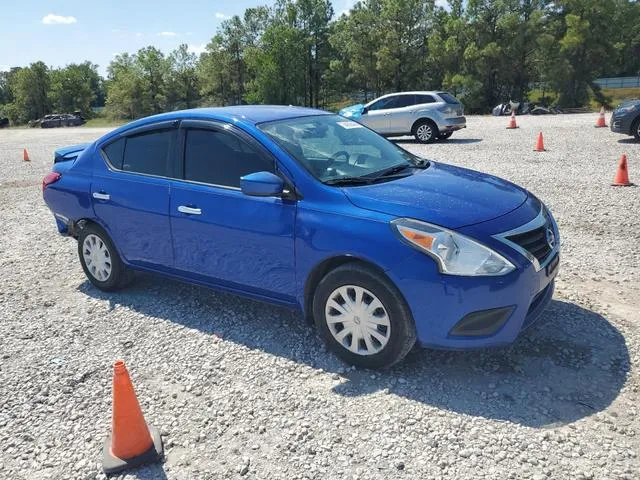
1 0 361 76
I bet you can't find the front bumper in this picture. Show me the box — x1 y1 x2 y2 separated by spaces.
389 252 557 349
610 113 634 135
386 200 559 349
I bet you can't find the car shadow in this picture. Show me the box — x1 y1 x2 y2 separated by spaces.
79 273 629 428
391 137 483 145
616 137 639 144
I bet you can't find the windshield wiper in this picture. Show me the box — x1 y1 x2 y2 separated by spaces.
410 158 430 168
368 163 414 180
323 176 374 186
369 158 430 180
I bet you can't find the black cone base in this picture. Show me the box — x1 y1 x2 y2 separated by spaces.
102 426 163 475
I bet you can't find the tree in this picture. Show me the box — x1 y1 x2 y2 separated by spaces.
137 46 171 114
543 0 619 107
296 0 334 107
4 0 638 120
105 53 145 119
169 44 200 109
49 62 100 117
6 62 50 123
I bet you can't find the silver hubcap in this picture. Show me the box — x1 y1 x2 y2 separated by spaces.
82 234 112 282
325 285 391 356
416 124 432 141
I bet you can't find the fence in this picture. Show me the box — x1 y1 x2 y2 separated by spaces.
593 77 640 89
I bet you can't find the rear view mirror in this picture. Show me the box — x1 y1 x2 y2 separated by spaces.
240 171 284 197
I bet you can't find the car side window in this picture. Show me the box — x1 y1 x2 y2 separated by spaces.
394 95 416 108
368 96 398 111
415 94 436 104
102 138 126 169
122 129 173 176
183 128 274 188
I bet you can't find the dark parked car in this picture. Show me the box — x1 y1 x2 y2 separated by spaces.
37 113 85 128
0 117 8 129
610 100 640 140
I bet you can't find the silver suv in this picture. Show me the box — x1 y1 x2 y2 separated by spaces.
339 91 466 143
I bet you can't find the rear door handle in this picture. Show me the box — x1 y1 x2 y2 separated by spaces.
92 192 110 200
178 205 202 215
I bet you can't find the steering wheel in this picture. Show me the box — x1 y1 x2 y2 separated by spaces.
326 150 350 168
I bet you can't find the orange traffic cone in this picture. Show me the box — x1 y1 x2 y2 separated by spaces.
23 148 30 162
506 111 518 129
102 360 163 474
595 107 607 128
612 154 633 186
533 132 546 152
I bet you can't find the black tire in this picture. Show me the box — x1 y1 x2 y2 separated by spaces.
312 263 416 369
633 117 640 141
438 132 453 140
412 119 438 144
77 223 131 291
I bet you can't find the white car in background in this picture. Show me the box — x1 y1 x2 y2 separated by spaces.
339 91 466 143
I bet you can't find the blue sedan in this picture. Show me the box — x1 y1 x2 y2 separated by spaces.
43 106 560 368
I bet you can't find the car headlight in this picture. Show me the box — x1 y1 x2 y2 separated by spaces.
391 218 515 276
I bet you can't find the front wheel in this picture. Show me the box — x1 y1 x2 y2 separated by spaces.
413 120 438 144
313 263 416 369
78 224 130 291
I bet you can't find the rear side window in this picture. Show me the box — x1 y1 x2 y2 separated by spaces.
415 94 436 104
102 138 125 169
122 129 173 176
395 95 415 108
437 92 460 104
184 128 273 188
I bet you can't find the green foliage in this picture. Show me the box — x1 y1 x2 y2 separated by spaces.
49 62 101 117
2 0 640 122
5 62 50 124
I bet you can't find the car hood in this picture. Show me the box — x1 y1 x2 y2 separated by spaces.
339 104 365 119
614 99 640 114
343 162 528 229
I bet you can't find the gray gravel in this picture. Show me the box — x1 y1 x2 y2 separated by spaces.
0 115 638 480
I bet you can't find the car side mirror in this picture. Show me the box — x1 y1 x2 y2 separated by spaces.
240 171 285 197
361 107 369 115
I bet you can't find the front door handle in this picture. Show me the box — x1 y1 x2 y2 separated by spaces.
92 192 110 200
178 205 202 215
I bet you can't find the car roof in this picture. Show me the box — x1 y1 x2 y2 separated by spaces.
107 105 330 136
377 91 444 98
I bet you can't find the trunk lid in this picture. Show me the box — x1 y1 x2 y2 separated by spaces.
54 143 90 164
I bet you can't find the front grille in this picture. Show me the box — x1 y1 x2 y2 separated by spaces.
506 225 552 263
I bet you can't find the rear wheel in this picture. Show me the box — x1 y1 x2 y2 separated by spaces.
78 224 130 291
413 119 438 144
313 263 416 369
633 118 640 140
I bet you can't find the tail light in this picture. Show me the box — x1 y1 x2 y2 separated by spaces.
42 172 61 191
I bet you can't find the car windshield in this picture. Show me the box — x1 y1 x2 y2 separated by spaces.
258 114 425 184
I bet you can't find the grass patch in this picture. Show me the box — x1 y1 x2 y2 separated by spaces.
597 87 640 108
529 87 640 110
82 117 126 128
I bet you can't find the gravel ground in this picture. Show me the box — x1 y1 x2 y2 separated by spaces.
0 115 638 480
